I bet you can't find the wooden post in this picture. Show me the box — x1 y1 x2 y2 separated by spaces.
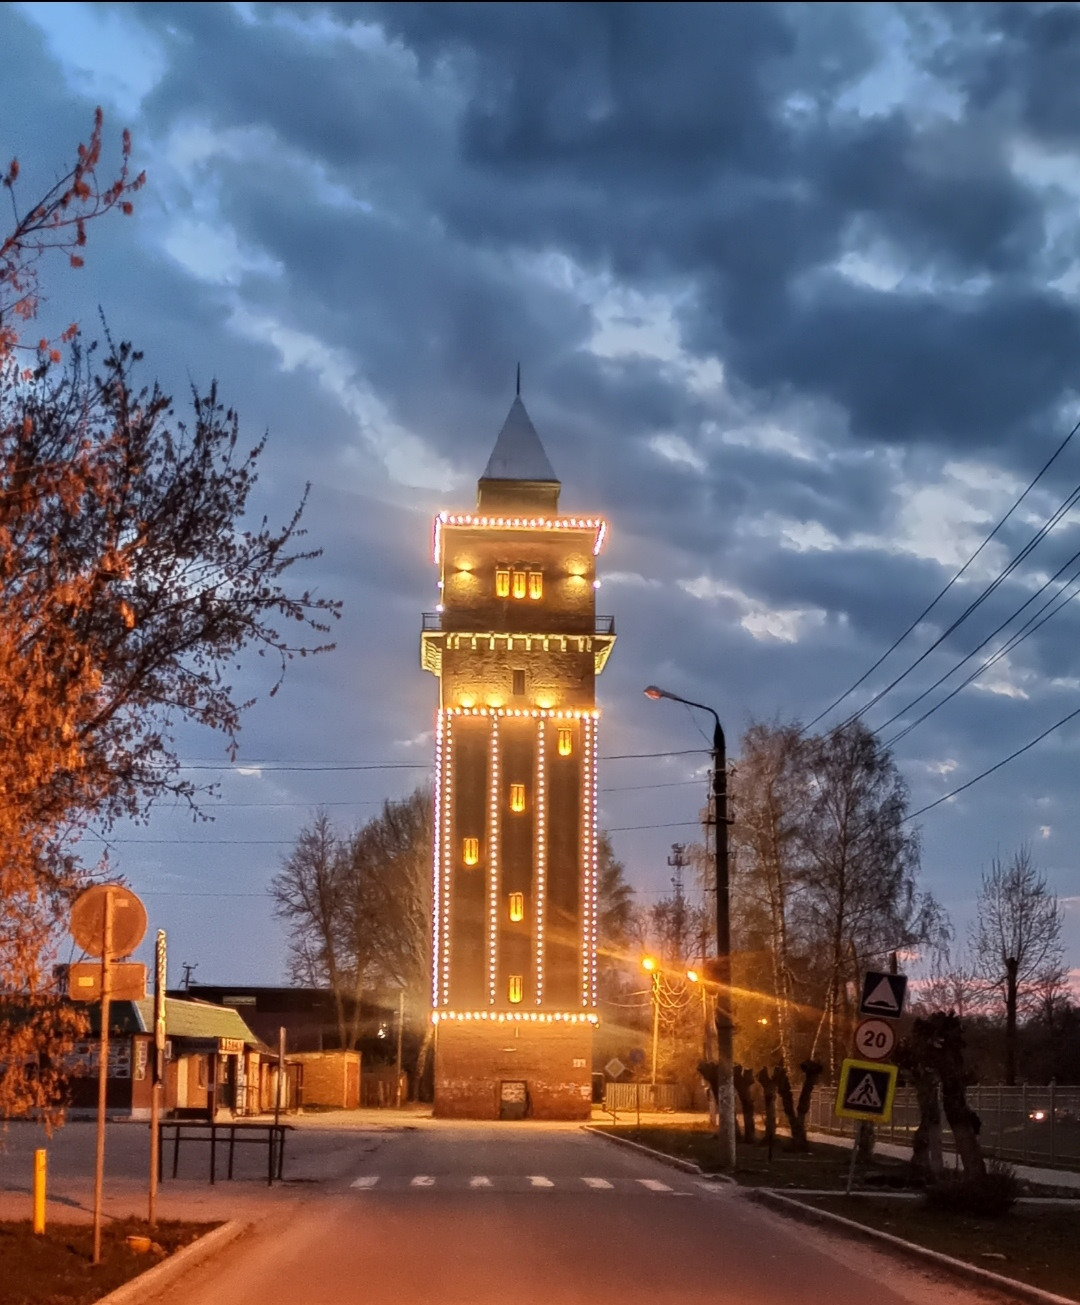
391 991 401 1106
148 929 166 1227
32 1148 46 1235
92 888 113 1266
274 1026 285 1125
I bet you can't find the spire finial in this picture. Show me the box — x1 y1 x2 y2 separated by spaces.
516 362 521 397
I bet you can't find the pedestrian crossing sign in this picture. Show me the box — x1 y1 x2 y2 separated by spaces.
834 1058 899 1122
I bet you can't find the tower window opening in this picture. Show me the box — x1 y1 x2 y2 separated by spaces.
508 974 523 1004
462 837 479 866
512 669 526 697
511 569 527 599
528 571 543 600
509 892 524 922
557 727 573 757
495 567 510 598
509 783 525 813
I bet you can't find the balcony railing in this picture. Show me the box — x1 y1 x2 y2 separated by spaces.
422 612 615 636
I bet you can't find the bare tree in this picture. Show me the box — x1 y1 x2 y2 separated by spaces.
970 847 1065 1085
730 721 809 1069
796 722 938 1076
270 810 350 1050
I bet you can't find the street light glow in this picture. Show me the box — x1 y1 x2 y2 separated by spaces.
686 969 700 983
641 955 657 972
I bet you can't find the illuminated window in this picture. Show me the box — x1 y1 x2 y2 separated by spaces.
512 669 525 697
462 837 479 866
495 568 510 598
508 975 523 1004
528 571 543 600
509 892 524 922
557 727 573 757
510 783 525 813
511 569 527 599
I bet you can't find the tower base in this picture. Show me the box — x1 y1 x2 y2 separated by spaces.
433 1019 593 1120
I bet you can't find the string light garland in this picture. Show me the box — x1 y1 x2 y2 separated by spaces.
431 1010 599 1025
535 717 547 1003
433 512 607 563
431 713 444 1006
487 714 500 1005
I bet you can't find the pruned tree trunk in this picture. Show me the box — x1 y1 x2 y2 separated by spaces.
1004 955 1018 1087
733 1065 756 1142
906 1012 985 1178
909 1064 943 1181
773 1063 804 1149
756 1067 777 1161
796 1059 823 1144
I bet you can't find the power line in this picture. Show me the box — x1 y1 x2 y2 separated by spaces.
906 703 1080 820
168 748 707 773
835 473 1080 731
805 415 1080 732
884 561 1080 747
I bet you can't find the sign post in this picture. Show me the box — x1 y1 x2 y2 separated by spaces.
149 929 166 1227
69 883 147 1265
835 962 907 1194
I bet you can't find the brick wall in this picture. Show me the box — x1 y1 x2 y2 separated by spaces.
434 1021 592 1120
291 1050 361 1109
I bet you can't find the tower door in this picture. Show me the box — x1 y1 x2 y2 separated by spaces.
499 1079 528 1120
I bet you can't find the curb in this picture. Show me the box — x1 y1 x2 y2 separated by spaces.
746 1189 1077 1305
583 1125 735 1183
95 1220 250 1305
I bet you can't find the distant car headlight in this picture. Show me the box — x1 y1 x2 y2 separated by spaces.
1029 1109 1046 1121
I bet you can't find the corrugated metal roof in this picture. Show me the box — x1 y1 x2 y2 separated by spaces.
480 397 559 483
132 996 260 1046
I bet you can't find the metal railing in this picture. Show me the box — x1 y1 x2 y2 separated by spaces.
603 1082 692 1114
422 612 616 636
807 1083 1080 1169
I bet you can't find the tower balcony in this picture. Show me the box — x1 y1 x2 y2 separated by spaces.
420 614 616 676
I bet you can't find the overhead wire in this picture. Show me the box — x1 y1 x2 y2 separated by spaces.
877 539 1080 743
835 473 1080 731
804 415 1080 733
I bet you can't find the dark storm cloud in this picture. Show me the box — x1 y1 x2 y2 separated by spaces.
5 0 1080 975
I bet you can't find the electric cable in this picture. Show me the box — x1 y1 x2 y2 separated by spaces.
906 703 1080 820
804 415 1080 732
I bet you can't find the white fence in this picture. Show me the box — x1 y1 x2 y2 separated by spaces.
807 1083 1080 1169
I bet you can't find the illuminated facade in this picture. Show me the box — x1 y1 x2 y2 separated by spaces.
421 394 614 1118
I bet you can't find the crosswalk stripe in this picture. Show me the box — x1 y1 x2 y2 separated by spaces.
528 1175 554 1187
637 1178 672 1192
470 1176 492 1187
350 1176 379 1189
583 1177 613 1189
411 1175 436 1187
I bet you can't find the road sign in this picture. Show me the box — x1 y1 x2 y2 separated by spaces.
68 961 147 1002
853 1017 896 1061
70 884 147 958
834 1058 899 1122
605 1058 627 1080
858 971 907 1020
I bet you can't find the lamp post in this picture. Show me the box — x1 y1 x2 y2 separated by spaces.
641 956 660 1085
644 685 735 1169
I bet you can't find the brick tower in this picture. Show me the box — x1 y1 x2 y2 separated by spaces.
421 393 615 1118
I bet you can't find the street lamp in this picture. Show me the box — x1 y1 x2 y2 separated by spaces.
644 684 736 1170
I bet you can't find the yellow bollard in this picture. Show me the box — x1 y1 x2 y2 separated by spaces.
32 1148 46 1235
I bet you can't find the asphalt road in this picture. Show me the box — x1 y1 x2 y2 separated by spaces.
143 1122 1003 1305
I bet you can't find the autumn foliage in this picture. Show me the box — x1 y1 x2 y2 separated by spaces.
0 114 337 1123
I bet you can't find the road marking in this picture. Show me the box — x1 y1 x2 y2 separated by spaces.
411 1175 436 1187
583 1177 613 1189
528 1175 554 1187
350 1176 379 1189
470 1176 492 1187
637 1178 672 1192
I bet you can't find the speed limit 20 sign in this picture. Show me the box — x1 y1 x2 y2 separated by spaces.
853 1017 896 1062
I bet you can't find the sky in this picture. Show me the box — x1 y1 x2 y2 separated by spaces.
1 1 1078 990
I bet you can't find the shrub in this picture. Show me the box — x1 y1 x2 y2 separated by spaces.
923 1157 1019 1218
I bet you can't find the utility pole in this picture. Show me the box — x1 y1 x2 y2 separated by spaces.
667 843 688 962
644 686 735 1169
395 990 405 1108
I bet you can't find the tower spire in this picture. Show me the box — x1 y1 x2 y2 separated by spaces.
516 362 521 397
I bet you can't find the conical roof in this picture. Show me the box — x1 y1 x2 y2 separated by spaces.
480 396 559 484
